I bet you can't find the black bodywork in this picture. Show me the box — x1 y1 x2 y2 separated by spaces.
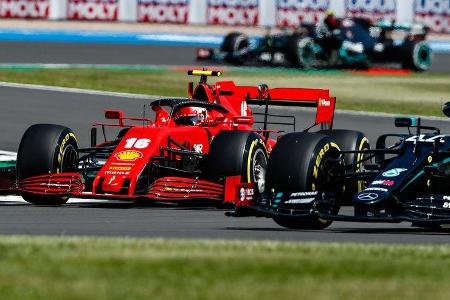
198 18 432 71
233 115 450 226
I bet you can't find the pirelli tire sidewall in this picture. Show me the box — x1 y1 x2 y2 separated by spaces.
320 129 370 203
242 136 267 180
17 124 78 205
207 131 267 186
267 132 342 230
267 132 341 193
306 138 342 194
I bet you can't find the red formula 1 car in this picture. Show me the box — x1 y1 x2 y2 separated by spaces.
0 70 336 206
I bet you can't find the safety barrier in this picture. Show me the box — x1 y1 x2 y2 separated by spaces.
0 0 448 33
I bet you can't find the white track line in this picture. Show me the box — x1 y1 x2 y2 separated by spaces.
0 81 159 100
0 150 17 161
0 81 447 121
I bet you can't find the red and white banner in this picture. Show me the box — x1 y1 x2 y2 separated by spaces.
345 0 396 22
68 0 118 21
0 0 49 18
276 0 329 27
138 0 189 23
207 0 259 26
414 0 450 33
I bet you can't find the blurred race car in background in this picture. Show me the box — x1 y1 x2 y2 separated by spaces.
230 104 450 230
0 70 352 206
197 17 432 71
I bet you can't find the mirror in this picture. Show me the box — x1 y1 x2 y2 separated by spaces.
394 116 417 127
443 102 450 118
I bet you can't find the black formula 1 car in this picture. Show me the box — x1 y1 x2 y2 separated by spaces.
197 18 432 71
231 103 450 229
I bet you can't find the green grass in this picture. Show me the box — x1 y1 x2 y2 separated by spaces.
0 68 449 116
2 236 450 300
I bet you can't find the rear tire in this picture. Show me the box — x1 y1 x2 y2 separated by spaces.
17 124 79 205
320 129 370 205
267 133 343 229
207 131 268 194
287 35 317 68
402 40 432 71
221 32 249 65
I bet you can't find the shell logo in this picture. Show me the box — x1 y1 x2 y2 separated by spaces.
115 150 143 161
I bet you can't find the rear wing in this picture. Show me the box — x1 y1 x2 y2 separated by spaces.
215 81 335 129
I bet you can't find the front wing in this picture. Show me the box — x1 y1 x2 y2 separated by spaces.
230 188 450 225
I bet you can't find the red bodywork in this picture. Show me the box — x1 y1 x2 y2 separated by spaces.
13 71 336 205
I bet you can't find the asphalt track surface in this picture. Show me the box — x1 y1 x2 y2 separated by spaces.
2 85 450 243
0 41 449 73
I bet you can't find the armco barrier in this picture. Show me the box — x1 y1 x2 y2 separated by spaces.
0 0 448 33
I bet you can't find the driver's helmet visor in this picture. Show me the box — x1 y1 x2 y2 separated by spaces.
174 115 202 126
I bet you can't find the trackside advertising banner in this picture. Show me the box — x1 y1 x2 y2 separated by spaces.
207 0 259 26
68 0 118 21
138 0 189 23
276 0 329 27
0 0 49 18
414 0 450 33
345 0 396 22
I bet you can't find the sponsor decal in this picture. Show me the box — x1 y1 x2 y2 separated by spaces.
240 101 248 116
357 192 379 201
345 0 396 22
319 98 331 107
110 162 135 166
0 0 49 19
414 0 450 34
208 0 259 26
365 187 388 192
382 168 407 177
405 134 447 144
108 175 116 185
372 180 394 186
276 0 329 27
68 0 118 21
115 150 143 161
239 186 254 202
193 144 203 153
104 170 130 175
291 191 318 197
138 0 189 24
285 197 315 204
108 166 132 171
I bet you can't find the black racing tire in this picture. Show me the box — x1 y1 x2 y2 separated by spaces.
286 35 317 68
207 131 268 194
17 124 79 205
401 40 432 71
221 32 249 65
266 132 343 229
320 129 370 205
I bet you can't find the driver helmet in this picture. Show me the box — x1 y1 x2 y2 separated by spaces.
324 10 340 29
173 106 207 126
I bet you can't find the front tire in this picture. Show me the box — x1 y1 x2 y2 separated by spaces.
17 124 79 205
267 133 343 229
320 129 370 205
207 131 268 195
